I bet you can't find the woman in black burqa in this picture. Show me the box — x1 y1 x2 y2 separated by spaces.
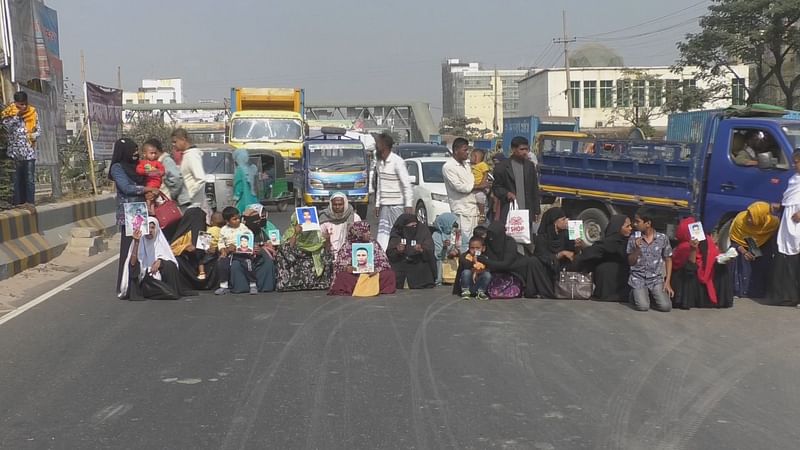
386 213 436 289
574 214 631 301
532 207 581 298
471 221 539 298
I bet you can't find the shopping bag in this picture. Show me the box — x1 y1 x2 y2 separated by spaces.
353 273 380 297
555 270 593 300
505 201 531 244
441 258 459 285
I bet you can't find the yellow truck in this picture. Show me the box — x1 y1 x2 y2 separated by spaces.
228 88 305 171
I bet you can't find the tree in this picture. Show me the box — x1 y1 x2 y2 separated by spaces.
606 70 664 137
439 117 490 140
125 114 174 149
676 0 800 109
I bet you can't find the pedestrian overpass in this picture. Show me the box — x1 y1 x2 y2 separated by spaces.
122 101 437 143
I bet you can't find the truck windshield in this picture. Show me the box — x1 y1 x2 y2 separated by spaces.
231 118 302 141
307 144 365 171
784 126 800 151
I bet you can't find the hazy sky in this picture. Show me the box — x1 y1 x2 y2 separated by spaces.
47 0 709 114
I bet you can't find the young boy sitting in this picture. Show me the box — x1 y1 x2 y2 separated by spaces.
627 207 674 312
198 211 225 280
470 148 491 222
458 236 492 300
215 206 258 295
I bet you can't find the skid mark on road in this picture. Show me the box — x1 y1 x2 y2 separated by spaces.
90 403 132 427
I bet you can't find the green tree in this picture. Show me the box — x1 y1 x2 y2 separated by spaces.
676 0 800 109
607 70 663 137
125 114 174 149
439 117 488 140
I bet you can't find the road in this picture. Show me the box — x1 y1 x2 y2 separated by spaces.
1 211 800 449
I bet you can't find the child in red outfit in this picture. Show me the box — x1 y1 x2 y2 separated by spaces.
136 143 165 189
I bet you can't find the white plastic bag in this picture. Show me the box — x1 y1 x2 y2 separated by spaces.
505 201 531 244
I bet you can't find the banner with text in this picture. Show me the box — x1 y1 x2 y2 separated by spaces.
85 82 122 159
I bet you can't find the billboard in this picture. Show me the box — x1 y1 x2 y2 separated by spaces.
85 82 122 159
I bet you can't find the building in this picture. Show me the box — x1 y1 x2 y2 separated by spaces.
63 77 84 141
517 65 749 129
441 59 532 133
123 78 183 105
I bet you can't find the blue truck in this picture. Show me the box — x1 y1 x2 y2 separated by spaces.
536 108 800 245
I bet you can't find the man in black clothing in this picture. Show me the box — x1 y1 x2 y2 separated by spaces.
491 136 540 225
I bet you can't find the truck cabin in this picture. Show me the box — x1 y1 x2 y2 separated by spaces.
305 128 368 173
229 115 304 143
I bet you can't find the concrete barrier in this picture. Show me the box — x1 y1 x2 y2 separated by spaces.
0 194 117 280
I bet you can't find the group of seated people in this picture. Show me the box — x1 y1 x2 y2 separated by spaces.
117 190 792 311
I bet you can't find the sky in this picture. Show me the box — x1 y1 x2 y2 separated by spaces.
47 0 711 116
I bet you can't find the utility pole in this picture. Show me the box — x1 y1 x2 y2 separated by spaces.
493 67 499 135
117 66 122 90
553 10 577 117
81 50 98 195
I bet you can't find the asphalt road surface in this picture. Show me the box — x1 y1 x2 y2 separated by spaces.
2 211 800 449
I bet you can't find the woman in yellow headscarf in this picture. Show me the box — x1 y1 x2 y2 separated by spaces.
728 201 779 298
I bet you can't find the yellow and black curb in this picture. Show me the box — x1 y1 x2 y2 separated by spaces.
0 194 116 281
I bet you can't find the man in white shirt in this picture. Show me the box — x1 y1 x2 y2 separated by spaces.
443 137 485 251
173 128 209 217
374 132 413 250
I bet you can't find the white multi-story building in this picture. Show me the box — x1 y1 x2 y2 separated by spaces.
63 77 84 141
517 65 749 128
123 78 183 105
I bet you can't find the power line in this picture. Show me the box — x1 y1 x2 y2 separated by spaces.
581 0 709 38
577 17 702 42
531 42 555 67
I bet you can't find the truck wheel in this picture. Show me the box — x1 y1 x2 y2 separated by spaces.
416 201 428 225
716 219 733 250
277 201 289 212
578 208 609 244
355 204 368 219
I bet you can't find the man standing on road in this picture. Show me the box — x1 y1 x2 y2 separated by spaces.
374 132 413 250
2 91 39 207
443 137 485 251
173 128 208 217
491 136 540 227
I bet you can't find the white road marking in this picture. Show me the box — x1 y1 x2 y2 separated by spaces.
0 255 119 326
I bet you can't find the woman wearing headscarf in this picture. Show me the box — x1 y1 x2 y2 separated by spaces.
532 207 583 298
119 217 194 300
574 215 632 301
233 148 259 214
109 137 160 297
235 204 278 292
671 217 733 309
169 207 216 290
386 213 436 289
319 192 361 253
729 201 779 298
275 211 334 291
771 150 800 304
329 222 396 296
431 213 461 286
468 221 539 298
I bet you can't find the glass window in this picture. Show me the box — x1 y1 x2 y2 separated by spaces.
730 128 787 169
421 161 445 183
583 81 597 108
231 118 303 141
600 80 614 108
665 79 680 102
201 151 235 174
732 79 747 106
405 161 419 183
649 80 664 107
570 81 581 109
632 80 646 107
616 80 631 107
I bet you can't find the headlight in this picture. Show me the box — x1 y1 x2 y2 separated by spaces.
354 180 367 188
309 179 324 189
431 193 448 202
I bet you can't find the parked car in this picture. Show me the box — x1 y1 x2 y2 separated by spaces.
395 143 451 159
404 157 450 225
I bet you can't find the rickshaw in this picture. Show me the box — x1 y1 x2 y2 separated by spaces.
248 149 296 211
199 144 236 212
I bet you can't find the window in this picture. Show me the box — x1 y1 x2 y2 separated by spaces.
632 80 646 107
570 81 581 109
600 80 614 108
125 99 133 104
616 79 631 107
649 80 664 107
583 81 597 108
730 128 787 169
156 99 164 104
732 79 747 106
405 161 419 184
665 79 680 103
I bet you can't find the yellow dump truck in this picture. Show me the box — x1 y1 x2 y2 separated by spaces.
228 88 305 171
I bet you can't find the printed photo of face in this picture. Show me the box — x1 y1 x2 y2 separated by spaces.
356 248 369 268
303 210 313 224
239 235 251 251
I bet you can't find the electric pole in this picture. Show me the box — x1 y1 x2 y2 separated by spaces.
493 67 499 135
553 10 576 117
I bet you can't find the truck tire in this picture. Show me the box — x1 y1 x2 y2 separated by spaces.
578 208 609 244
355 204 368 219
716 218 733 250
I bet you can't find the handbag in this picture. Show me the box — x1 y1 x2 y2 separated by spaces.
488 273 523 299
505 200 531 244
441 258 459 284
353 273 380 297
154 192 182 229
555 270 593 300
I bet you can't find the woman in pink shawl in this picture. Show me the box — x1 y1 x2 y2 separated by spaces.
328 222 397 296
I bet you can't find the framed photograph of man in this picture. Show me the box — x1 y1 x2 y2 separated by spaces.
296 206 320 232
235 230 255 254
352 243 375 274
